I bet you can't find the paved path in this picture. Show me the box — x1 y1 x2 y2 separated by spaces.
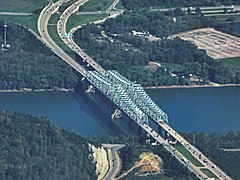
102 144 125 180
222 148 240 152
0 12 33 16
37 1 233 179
38 0 87 76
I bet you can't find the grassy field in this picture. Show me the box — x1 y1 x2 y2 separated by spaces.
66 14 106 32
48 14 60 24
218 57 240 70
48 15 74 57
160 62 183 72
0 15 38 34
0 0 48 13
200 168 218 178
59 0 78 13
79 0 115 12
174 145 203 167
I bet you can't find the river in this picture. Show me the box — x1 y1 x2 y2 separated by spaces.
0 86 239 137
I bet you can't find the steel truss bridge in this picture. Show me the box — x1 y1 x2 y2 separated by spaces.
86 70 168 125
36 0 232 178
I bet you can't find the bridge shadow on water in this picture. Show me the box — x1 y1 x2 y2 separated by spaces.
73 55 142 137
71 87 140 138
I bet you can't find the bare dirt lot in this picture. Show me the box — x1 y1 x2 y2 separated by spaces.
169 28 240 59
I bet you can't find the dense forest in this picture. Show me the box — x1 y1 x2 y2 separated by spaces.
0 109 239 179
0 110 97 180
121 0 240 9
74 10 240 86
0 21 79 90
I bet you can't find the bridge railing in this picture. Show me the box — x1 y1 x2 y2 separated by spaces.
106 70 168 123
86 71 149 125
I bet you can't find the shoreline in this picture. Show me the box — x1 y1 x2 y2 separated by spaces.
0 84 240 93
144 83 240 89
0 88 74 93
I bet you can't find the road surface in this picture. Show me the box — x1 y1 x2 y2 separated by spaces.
0 12 33 16
57 0 107 76
102 144 125 180
38 0 87 76
38 1 233 179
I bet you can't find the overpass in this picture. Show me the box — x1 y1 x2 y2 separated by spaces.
37 0 232 179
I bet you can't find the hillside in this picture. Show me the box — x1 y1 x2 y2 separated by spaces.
0 21 79 90
121 0 240 10
0 110 97 180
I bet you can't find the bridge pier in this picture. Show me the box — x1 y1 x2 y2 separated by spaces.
111 109 122 119
85 85 95 93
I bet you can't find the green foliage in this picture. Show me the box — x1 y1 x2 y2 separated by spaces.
58 0 78 13
0 110 97 180
119 145 197 179
116 131 240 179
79 0 115 12
0 15 39 34
200 168 218 178
121 0 240 10
219 57 240 70
174 145 203 167
181 132 240 179
0 0 48 13
0 21 79 90
74 10 240 86
67 14 107 32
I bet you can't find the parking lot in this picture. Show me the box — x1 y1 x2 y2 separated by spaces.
169 28 240 59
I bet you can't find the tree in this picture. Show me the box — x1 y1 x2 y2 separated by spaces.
195 7 202 16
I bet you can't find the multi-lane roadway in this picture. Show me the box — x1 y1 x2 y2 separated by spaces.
57 0 107 76
102 144 125 180
37 0 233 179
37 0 87 76
155 121 232 179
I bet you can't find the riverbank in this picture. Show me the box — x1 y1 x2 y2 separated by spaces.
144 83 240 89
0 88 74 93
1 83 240 92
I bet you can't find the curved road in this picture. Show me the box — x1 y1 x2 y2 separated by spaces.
37 0 87 76
57 0 123 77
102 144 125 180
38 1 233 179
57 0 107 76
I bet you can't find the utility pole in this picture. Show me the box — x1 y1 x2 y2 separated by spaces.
1 21 10 51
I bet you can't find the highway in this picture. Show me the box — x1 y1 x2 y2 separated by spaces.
140 124 209 179
37 0 87 76
102 144 125 180
155 121 232 180
37 0 233 179
150 5 240 12
57 0 123 77
57 0 107 76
